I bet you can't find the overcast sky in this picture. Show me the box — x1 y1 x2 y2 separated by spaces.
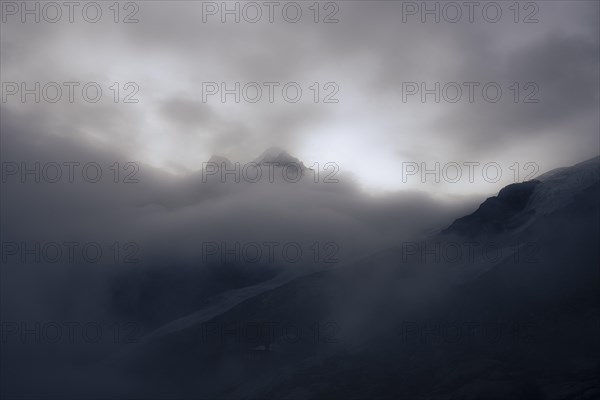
1 0 598 193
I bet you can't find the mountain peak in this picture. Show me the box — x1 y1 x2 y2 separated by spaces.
207 155 232 165
256 146 287 159
253 147 306 169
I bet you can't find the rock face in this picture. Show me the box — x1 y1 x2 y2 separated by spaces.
443 156 600 238
442 180 540 237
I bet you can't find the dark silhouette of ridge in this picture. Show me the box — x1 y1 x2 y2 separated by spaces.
442 180 540 237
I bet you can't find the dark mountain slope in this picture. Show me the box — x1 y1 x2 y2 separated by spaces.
118 157 600 399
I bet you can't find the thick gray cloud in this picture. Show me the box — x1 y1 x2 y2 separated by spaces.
0 104 477 344
1 3 598 397
1 1 598 192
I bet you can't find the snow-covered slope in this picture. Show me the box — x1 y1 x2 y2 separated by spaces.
444 156 599 237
